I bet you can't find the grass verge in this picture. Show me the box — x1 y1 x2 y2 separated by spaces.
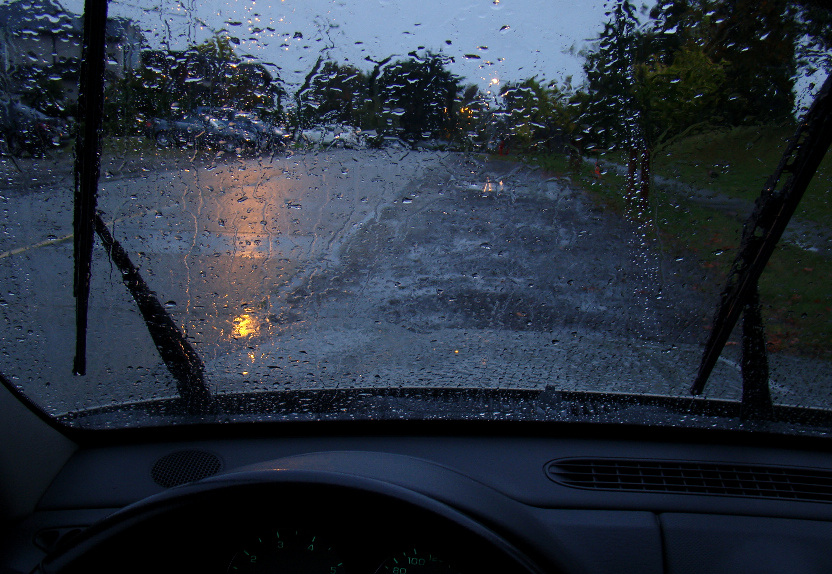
518 128 832 358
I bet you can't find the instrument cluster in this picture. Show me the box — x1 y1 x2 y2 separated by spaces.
45 475 539 574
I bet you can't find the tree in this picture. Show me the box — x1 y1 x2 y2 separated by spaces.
580 0 652 208
133 35 283 120
581 0 643 151
229 62 282 114
498 78 574 153
182 35 241 110
135 50 182 117
300 61 368 127
709 0 797 123
9 64 69 118
634 43 727 142
376 52 463 141
103 70 145 135
649 0 799 124
794 1 832 76
454 83 488 149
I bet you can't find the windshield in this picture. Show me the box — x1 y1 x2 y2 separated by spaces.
1 0 830 434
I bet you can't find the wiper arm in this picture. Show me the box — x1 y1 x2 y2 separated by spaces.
73 0 213 414
691 73 832 415
94 214 214 414
73 0 108 377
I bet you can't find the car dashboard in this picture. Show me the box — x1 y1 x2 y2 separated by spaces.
3 406 832 574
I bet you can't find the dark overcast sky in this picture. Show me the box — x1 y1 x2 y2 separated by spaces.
91 0 610 91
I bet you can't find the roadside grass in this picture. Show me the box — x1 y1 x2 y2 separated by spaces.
651 124 832 228
760 245 832 356
517 129 832 357
651 124 832 356
526 149 742 273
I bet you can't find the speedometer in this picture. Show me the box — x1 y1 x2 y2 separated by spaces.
376 549 461 573
228 528 346 573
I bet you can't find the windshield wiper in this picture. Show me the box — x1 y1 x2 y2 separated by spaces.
73 0 214 415
691 73 832 418
94 214 213 413
73 0 108 377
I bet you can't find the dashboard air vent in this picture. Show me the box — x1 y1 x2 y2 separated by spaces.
151 450 223 488
546 458 832 503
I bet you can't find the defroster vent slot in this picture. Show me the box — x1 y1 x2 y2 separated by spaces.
546 458 832 503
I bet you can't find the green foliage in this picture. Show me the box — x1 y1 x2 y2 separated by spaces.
8 65 70 118
635 43 727 144
708 0 797 123
103 71 145 135
580 0 643 150
650 0 798 124
131 34 282 120
375 52 463 141
794 2 832 74
580 0 807 151
300 61 368 127
498 78 575 153
454 83 489 148
193 34 237 63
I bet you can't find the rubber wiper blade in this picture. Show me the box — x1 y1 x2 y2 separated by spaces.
691 73 832 404
72 0 213 415
95 214 214 414
72 0 108 376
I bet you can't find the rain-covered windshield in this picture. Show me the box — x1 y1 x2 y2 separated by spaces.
0 0 830 432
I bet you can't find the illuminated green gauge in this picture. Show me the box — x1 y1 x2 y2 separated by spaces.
227 529 347 573
376 549 462 574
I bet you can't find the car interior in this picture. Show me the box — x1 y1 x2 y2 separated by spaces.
3 382 832 574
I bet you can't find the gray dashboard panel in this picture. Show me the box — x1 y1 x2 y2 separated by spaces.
5 435 832 574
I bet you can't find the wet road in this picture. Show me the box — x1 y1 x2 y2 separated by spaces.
1 149 828 413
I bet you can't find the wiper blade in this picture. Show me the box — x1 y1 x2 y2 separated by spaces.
691 73 832 411
95 214 214 414
73 0 213 414
72 0 108 376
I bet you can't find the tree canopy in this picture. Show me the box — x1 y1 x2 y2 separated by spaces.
375 52 463 141
134 34 283 119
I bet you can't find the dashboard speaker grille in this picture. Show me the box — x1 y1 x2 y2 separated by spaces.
151 450 223 488
546 458 832 503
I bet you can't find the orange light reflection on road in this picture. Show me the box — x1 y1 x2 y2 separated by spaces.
231 313 260 338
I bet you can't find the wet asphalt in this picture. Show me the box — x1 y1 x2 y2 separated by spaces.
1 148 829 413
